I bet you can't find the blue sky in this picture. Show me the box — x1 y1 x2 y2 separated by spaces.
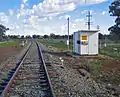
0 0 115 35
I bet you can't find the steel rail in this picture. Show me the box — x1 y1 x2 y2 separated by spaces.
0 41 55 97
0 43 32 97
36 42 55 97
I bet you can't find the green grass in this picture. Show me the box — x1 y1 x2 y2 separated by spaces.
39 39 73 51
0 41 20 47
100 44 120 59
90 60 104 75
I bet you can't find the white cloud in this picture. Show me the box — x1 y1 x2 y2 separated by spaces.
3 0 109 36
20 0 28 10
17 14 20 19
21 4 25 9
58 14 71 20
48 16 53 20
9 9 14 15
81 10 88 15
74 18 84 22
102 11 107 15
59 16 64 20
81 10 96 15
17 0 108 18
23 0 28 4
83 0 108 5
0 13 9 25
64 15 71 19
28 15 39 25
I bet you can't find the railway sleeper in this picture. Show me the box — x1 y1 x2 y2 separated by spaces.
39 70 45 73
40 76 47 79
0 81 8 86
41 87 50 92
40 73 45 76
15 77 41 81
39 71 45 74
21 67 40 70
15 79 41 83
15 83 42 87
40 83 48 87
17 71 40 75
14 79 47 85
40 79 47 83
16 86 42 90
0 90 2 94
19 70 40 73
0 86 6 90
21 67 40 69
2 78 10 82
22 64 40 67
16 77 40 80
8 73 14 76
14 83 49 89
8 89 47 96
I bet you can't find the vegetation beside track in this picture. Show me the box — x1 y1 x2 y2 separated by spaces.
39 39 73 51
100 43 120 59
90 59 105 75
0 41 20 47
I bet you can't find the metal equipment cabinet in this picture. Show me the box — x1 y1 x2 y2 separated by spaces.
73 30 99 55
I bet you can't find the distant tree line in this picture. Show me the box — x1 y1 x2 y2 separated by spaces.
0 24 116 41
1 32 111 40
43 33 73 39
2 34 73 40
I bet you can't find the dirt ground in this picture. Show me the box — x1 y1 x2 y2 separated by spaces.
101 60 120 71
0 46 22 63
0 45 27 84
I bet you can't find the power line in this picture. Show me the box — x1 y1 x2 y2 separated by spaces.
86 11 92 30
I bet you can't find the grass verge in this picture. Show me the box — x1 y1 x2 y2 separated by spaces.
39 39 73 51
0 41 20 47
100 44 120 59
90 59 104 75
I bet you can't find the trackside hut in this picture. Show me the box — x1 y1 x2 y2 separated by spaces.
73 30 99 55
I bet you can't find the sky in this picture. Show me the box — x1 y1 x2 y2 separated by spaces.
0 0 115 36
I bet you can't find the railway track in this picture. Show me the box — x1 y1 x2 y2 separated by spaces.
0 42 55 97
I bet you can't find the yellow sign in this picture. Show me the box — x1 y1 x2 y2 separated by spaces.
81 36 88 40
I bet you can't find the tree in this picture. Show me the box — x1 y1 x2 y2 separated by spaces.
50 33 55 38
8 35 20 39
26 35 31 39
32 35 41 39
43 35 49 38
108 0 120 42
0 24 9 41
99 33 104 39
21 35 24 39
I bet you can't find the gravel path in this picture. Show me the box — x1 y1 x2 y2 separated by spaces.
8 43 46 97
40 44 115 97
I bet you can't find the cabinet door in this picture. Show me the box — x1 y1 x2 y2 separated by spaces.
81 41 88 55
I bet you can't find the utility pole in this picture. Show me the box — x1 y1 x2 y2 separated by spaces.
86 11 92 30
97 25 100 30
67 17 70 51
